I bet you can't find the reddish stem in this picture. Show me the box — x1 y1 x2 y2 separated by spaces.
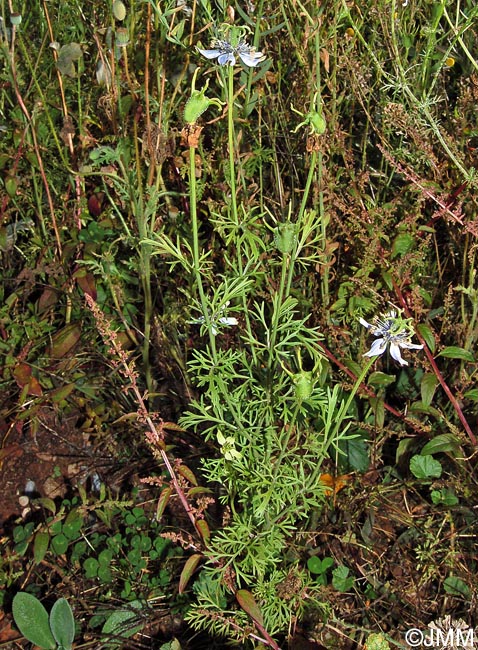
317 343 428 436
393 283 477 446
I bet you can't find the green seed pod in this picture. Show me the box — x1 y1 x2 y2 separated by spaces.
273 222 297 254
10 13 22 26
184 69 223 126
309 111 326 135
293 371 314 401
113 0 127 21
184 89 212 125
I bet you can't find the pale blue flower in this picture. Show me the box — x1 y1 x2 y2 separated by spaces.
198 35 265 68
360 309 423 366
213 315 238 336
189 301 238 336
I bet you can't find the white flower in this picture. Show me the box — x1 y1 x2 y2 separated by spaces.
197 25 265 68
214 315 238 335
189 301 238 336
198 39 265 67
360 309 423 366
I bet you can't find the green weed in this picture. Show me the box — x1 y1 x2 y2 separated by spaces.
1 0 478 647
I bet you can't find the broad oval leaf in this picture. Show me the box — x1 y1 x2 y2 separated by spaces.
188 486 214 497
339 437 369 472
332 565 354 592
417 324 435 353
74 268 97 299
437 346 474 362
13 362 43 396
395 437 419 465
381 269 393 291
35 497 56 514
236 589 264 626
33 531 50 565
57 43 83 77
102 600 143 648
344 359 363 378
155 487 172 520
50 383 76 404
421 433 462 457
176 464 198 486
50 598 75 649
307 556 324 574
369 397 385 429
420 372 439 407
37 287 59 313
307 556 334 575
443 576 471 599
12 592 56 649
367 372 395 388
463 388 478 401
391 232 414 259
178 553 203 594
196 518 210 544
63 508 84 540
408 401 442 418
83 557 99 578
51 533 69 556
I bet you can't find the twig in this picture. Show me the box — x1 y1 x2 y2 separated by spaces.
393 282 477 446
84 295 202 534
317 342 429 436
8 15 62 255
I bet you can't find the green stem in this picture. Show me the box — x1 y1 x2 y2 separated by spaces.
243 0 265 117
267 253 289 372
388 2 470 179
285 150 317 296
313 30 329 311
189 143 256 444
226 65 256 362
308 356 376 487
227 66 239 226
332 356 376 440
189 144 217 356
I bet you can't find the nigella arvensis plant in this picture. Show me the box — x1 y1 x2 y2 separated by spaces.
360 308 423 366
197 24 265 68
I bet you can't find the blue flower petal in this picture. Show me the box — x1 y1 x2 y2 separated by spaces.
359 317 372 329
218 52 235 66
197 48 222 59
389 342 407 366
219 317 238 326
364 338 387 358
400 341 423 350
238 51 265 67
